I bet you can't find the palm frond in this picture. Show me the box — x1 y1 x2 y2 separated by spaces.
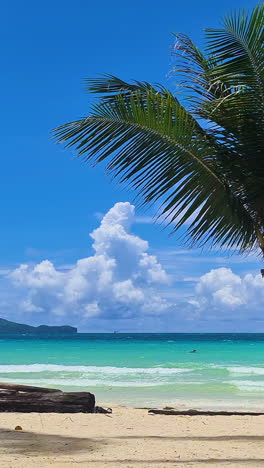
54 78 256 250
84 74 153 101
172 33 217 100
206 4 264 96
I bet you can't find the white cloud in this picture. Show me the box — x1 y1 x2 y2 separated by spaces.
190 267 264 314
134 215 153 224
8 202 170 321
5 204 264 331
183 276 199 282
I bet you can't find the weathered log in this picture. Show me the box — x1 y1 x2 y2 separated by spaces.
149 409 264 416
0 383 61 393
0 387 95 413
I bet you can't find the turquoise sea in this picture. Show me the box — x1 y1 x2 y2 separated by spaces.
1 333 264 409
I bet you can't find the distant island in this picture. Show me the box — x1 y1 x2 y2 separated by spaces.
0 318 77 335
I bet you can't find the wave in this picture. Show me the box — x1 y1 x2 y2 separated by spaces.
227 366 264 375
228 380 264 392
1 363 264 376
0 376 216 388
0 377 168 388
0 364 194 375
1 364 264 394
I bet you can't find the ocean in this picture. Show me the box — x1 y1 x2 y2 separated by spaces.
1 333 264 410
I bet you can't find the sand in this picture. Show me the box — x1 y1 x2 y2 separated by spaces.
0 406 264 467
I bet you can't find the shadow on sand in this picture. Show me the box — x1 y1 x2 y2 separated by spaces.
0 428 264 465
0 427 104 455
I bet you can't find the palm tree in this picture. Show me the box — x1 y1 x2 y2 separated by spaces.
54 5 264 255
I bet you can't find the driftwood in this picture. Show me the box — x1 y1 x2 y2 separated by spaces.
0 383 95 413
0 382 61 393
149 409 264 416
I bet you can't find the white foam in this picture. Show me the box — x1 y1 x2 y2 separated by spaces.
0 364 193 375
0 377 163 388
228 380 264 392
227 366 264 375
0 376 207 388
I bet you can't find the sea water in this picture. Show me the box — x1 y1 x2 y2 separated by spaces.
1 333 264 409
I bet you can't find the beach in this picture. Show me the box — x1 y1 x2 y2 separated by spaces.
1 334 264 466
0 406 264 467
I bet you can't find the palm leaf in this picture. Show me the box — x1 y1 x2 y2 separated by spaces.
54 78 255 250
172 33 220 102
206 4 264 96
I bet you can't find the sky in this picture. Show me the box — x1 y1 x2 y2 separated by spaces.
1 0 262 332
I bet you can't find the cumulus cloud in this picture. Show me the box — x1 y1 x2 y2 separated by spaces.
5 204 264 331
190 267 264 315
9 202 170 320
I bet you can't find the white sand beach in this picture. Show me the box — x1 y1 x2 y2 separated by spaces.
0 406 264 467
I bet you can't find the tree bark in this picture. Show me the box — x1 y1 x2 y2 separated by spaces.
0 384 95 412
0 382 61 393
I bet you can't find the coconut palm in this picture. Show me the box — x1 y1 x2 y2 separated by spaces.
54 5 264 254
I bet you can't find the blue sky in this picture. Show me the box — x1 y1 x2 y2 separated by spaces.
1 0 262 331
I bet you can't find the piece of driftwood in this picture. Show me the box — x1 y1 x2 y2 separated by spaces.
0 382 61 393
148 409 264 416
0 383 95 413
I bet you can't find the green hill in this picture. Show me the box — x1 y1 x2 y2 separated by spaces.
0 318 77 335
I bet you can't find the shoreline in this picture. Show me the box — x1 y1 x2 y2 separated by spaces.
0 406 264 467
96 395 264 413
1 334 264 413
